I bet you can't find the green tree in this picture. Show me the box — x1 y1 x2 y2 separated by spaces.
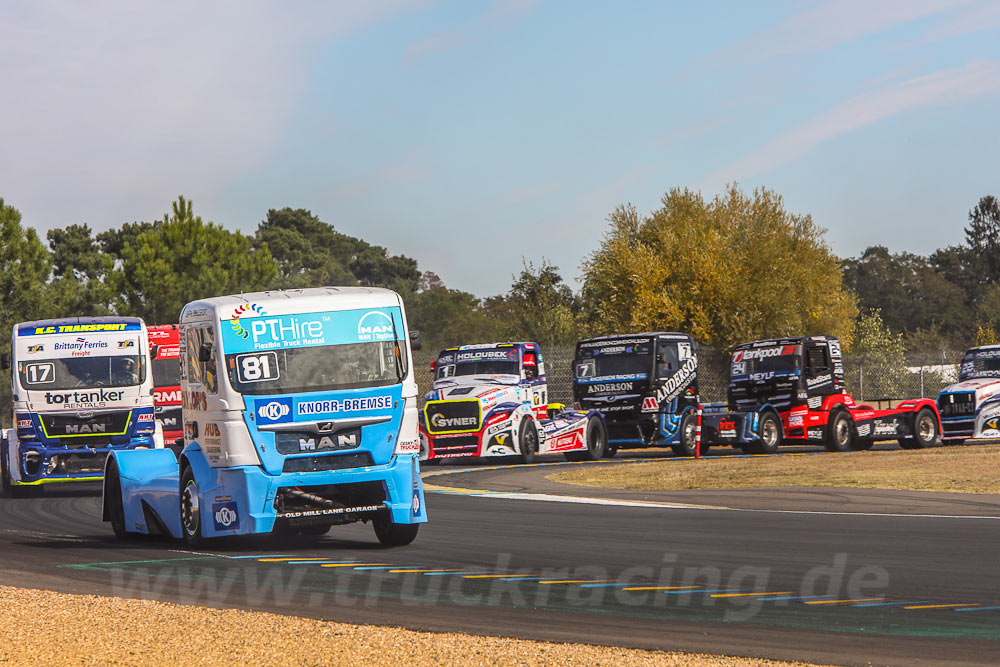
407 272 498 352
582 184 857 348
116 197 278 324
844 309 908 400
965 195 1000 284
0 199 53 422
484 261 584 346
256 208 419 293
46 224 119 317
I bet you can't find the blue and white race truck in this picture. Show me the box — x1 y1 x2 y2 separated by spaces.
937 345 1000 444
102 288 426 546
1 317 159 497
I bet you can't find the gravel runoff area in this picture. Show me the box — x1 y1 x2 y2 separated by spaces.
0 585 830 666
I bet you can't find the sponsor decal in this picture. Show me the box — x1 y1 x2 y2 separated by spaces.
357 311 395 342
292 431 359 452
750 371 775 382
807 397 822 409
184 390 207 412
718 419 736 438
52 339 109 352
807 428 823 439
549 430 584 451
118 340 135 349
431 413 477 429
732 345 795 362
230 303 267 339
204 423 221 437
578 338 650 348
16 418 32 429
587 382 635 394
807 374 832 387
154 388 181 404
641 396 659 413
137 412 155 422
27 345 43 354
873 421 897 436
23 322 138 335
456 349 516 362
44 389 124 406
212 501 240 531
856 424 871 436
278 504 383 519
255 398 292 424
298 395 393 415
577 373 647 384
654 357 697 405
788 415 803 426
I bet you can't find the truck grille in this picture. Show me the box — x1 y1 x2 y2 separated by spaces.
424 400 481 434
40 411 131 438
282 452 374 473
938 392 975 418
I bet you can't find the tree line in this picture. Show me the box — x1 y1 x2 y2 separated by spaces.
1 185 995 366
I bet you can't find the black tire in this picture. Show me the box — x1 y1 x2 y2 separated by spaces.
901 407 938 449
754 411 782 455
518 417 539 464
373 514 419 547
603 444 618 459
853 438 876 451
565 417 606 462
179 466 203 546
105 461 130 540
824 410 855 452
670 412 700 457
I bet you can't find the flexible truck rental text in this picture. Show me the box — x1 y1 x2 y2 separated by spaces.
102 287 426 546
1 317 160 496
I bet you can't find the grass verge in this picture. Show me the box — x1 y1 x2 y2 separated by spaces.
551 444 1000 494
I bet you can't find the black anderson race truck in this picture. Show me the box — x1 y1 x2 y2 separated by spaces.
572 332 702 457
700 335 941 453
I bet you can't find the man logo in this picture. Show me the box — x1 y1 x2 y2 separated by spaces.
357 311 395 341
258 401 290 421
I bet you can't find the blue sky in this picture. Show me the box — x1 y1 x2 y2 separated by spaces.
2 1 999 296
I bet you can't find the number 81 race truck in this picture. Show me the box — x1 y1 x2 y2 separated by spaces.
419 343 608 463
102 287 426 546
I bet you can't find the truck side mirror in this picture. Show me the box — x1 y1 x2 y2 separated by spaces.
197 341 213 363
150 344 160 360
409 330 422 351
0 353 9 369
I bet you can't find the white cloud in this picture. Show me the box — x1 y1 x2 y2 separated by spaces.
702 59 1000 186
0 1 426 232
405 0 539 61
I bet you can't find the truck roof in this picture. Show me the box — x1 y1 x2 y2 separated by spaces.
966 345 1000 353
732 335 838 350
180 287 403 322
438 342 538 353
576 332 693 345
15 316 145 336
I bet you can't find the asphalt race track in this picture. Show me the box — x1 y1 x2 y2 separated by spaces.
1 450 998 667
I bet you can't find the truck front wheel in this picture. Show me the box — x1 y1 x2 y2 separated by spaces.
565 416 607 461
670 412 700 457
105 461 130 540
374 514 419 547
753 411 782 454
824 410 854 452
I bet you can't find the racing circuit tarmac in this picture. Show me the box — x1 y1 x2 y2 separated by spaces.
0 448 998 667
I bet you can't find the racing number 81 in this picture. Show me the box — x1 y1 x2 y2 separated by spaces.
235 352 279 383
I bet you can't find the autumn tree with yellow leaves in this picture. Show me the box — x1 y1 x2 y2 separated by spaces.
581 185 857 349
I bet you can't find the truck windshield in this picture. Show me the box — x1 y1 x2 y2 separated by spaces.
435 348 520 379
732 345 802 379
152 357 181 387
226 340 406 395
18 355 146 390
959 350 1000 380
574 341 652 380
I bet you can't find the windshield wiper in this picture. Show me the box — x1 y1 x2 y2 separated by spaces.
390 314 404 383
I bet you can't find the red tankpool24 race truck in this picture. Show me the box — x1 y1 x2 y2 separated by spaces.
418 342 608 463
148 324 182 449
701 335 942 453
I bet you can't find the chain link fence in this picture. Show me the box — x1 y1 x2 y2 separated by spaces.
413 346 964 406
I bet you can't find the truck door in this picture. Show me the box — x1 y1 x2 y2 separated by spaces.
804 342 835 397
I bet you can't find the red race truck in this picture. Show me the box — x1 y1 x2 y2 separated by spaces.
702 335 941 453
147 324 182 449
